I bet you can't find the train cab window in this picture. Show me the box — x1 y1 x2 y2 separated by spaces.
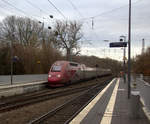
51 65 61 72
69 63 78 67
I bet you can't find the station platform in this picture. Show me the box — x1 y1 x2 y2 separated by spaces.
0 81 47 98
70 78 150 124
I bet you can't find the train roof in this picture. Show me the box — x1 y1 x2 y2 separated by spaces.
54 61 79 66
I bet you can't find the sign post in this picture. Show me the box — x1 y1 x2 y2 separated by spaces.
109 41 127 82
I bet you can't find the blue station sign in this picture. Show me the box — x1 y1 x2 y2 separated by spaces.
109 42 127 47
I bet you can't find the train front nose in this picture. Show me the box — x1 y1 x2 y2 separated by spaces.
48 73 63 83
48 64 64 86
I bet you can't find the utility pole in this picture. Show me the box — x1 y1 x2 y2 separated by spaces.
128 0 131 99
10 34 14 85
142 38 145 54
91 17 94 29
123 46 126 82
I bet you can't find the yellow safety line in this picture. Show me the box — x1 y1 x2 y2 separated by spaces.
100 78 120 124
69 78 117 124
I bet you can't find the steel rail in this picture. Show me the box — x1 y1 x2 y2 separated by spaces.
0 83 98 113
28 78 112 124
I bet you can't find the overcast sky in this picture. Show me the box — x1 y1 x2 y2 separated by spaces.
0 0 150 61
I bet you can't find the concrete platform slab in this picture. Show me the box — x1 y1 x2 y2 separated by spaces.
69 78 150 124
0 81 47 98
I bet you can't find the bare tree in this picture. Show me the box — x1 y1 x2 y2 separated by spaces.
0 16 49 47
133 47 150 76
0 16 61 74
53 20 83 60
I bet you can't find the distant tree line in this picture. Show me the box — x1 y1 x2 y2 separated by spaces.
0 16 82 74
0 15 123 75
72 55 122 76
132 47 150 76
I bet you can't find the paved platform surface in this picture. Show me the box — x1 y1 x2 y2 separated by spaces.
0 80 47 98
70 78 150 124
0 74 47 86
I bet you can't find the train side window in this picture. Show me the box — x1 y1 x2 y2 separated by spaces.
69 63 78 67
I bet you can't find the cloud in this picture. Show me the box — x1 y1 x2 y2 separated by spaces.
0 0 149 60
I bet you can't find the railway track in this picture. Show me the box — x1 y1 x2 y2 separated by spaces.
28 78 112 124
0 81 103 113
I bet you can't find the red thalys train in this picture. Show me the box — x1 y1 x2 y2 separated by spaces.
48 61 111 87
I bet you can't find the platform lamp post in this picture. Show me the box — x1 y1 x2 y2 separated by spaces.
120 35 126 83
128 0 131 99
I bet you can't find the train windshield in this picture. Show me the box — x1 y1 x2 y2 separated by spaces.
51 65 62 72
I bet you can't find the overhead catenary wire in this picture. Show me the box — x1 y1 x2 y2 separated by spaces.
47 0 66 19
66 0 128 58
0 0 53 32
74 0 142 50
80 0 142 21
0 3 15 16
67 0 84 18
66 0 142 53
25 0 50 16
66 0 92 28
1 0 41 20
25 0 54 24
66 0 100 47
1 0 27 16
66 0 93 41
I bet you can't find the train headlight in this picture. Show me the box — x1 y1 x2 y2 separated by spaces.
48 74 52 78
57 74 61 78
